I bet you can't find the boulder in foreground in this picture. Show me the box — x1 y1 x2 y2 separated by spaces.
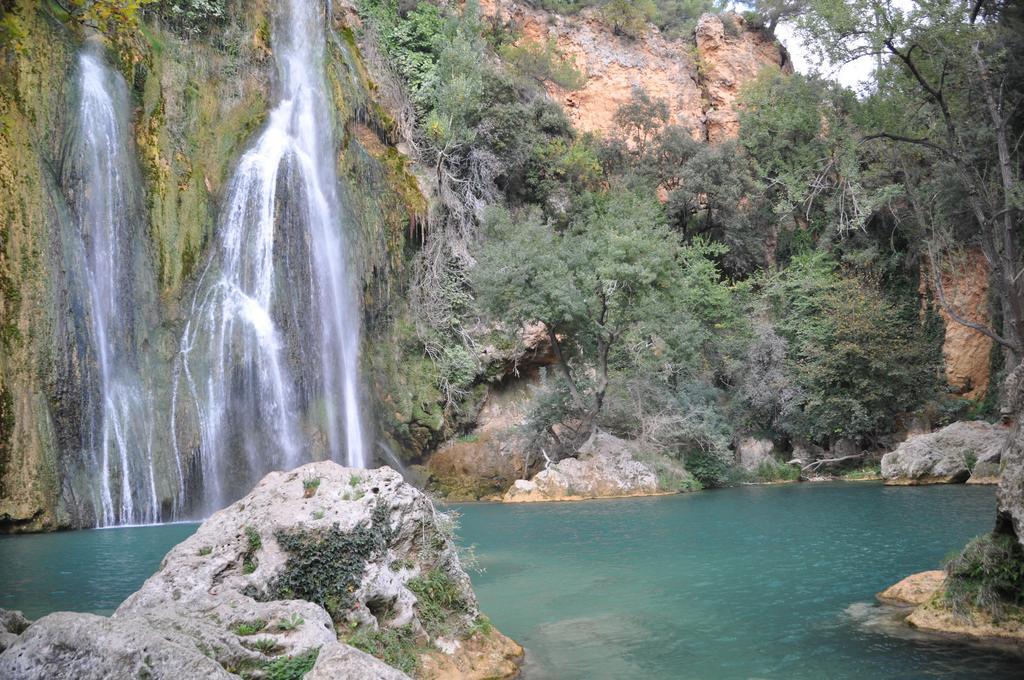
881 421 1007 485
0 463 522 679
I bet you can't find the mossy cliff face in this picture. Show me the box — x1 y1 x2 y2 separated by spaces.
0 1 427 530
0 3 76 530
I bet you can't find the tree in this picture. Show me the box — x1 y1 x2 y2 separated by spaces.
601 0 657 39
473 189 684 442
748 0 808 35
764 252 939 446
613 87 670 157
799 0 1024 371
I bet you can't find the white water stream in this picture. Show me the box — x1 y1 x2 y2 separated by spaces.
174 0 366 516
76 52 159 526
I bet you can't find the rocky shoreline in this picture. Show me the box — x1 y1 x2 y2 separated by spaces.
877 571 1024 649
0 463 522 679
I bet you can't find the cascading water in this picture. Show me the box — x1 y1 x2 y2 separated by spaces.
175 0 367 516
71 50 159 526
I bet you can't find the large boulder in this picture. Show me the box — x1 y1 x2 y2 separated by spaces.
503 432 685 502
0 463 522 679
881 421 1007 485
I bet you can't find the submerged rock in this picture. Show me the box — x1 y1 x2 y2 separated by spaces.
503 432 684 502
881 421 1007 485
0 463 521 679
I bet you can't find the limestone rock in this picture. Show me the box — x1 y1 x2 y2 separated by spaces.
881 421 1007 485
0 610 30 653
306 643 411 680
428 377 541 500
876 570 945 606
503 433 667 502
906 597 1024 646
1 463 521 679
877 571 1024 647
997 364 1024 549
0 612 235 680
734 437 776 472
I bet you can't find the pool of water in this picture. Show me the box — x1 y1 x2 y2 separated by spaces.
0 482 1017 678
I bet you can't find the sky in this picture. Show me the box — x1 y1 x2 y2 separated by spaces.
773 20 878 90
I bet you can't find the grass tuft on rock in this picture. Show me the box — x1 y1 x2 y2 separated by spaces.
944 532 1024 621
253 647 319 680
234 619 267 636
407 568 469 638
345 623 419 676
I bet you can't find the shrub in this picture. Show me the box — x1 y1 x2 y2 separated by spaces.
155 0 227 37
944 533 1024 621
499 38 586 89
265 504 392 620
242 526 262 574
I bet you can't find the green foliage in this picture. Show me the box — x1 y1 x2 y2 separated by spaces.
499 37 586 90
751 459 800 483
406 568 470 637
243 526 262 574
265 504 392 621
275 614 304 632
945 533 1024 621
259 648 319 680
302 474 321 497
197 546 212 556
614 87 669 156
764 253 938 444
839 464 881 480
155 0 226 36
245 637 281 655
346 624 419 675
60 0 155 36
234 619 267 636
738 71 885 238
601 0 657 38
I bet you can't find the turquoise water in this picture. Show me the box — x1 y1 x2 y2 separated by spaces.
454 483 1019 679
0 483 1019 678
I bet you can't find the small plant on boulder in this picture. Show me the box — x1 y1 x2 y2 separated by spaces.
944 532 1024 621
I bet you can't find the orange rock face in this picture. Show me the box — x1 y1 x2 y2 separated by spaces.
694 14 791 142
923 250 994 399
480 2 789 142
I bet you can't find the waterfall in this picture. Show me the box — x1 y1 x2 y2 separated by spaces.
175 0 366 516
72 51 159 527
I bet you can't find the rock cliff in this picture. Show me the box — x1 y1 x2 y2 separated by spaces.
480 2 790 142
0 462 522 679
0 0 424 530
922 250 995 400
